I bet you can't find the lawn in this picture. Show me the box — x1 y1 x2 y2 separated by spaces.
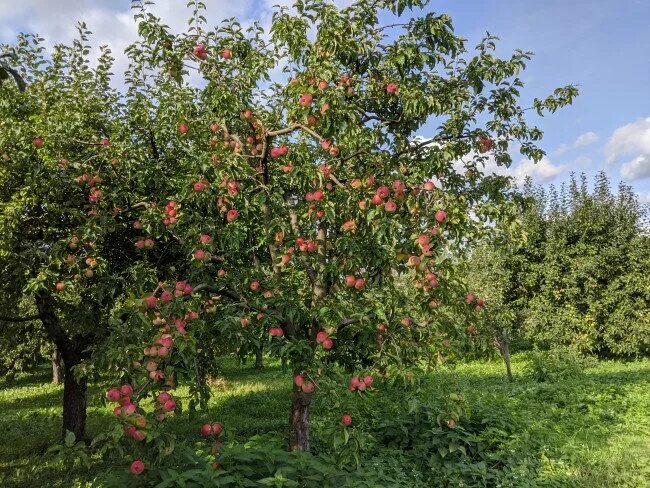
1 355 648 487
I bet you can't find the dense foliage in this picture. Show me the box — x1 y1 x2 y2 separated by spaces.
469 172 650 360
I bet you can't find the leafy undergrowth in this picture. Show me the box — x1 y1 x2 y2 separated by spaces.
0 355 648 487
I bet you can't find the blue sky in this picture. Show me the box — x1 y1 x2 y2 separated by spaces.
1 0 649 199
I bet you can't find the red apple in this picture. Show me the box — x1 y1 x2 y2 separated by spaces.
386 82 398 94
33 137 44 148
130 459 145 475
435 210 446 223
106 388 121 402
341 414 352 426
221 48 232 59
178 123 189 134
299 93 313 107
384 200 397 213
354 278 365 290
201 424 213 436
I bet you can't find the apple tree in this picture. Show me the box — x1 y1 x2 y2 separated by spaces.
91 0 578 465
0 25 199 440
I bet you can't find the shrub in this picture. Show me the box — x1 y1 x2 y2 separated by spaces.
528 347 596 382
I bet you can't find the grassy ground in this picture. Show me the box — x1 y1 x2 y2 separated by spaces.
0 355 648 487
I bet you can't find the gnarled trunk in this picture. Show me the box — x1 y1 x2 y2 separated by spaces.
51 347 62 385
289 389 312 451
61 355 87 440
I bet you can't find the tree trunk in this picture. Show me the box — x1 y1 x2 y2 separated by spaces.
36 291 90 442
289 389 312 451
51 347 62 385
496 329 513 381
61 356 87 441
254 347 264 370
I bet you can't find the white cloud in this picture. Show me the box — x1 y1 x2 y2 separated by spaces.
605 117 650 163
555 131 599 155
511 156 565 184
452 150 564 185
620 155 650 181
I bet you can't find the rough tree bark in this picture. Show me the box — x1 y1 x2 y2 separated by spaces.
51 347 62 385
61 354 88 440
289 389 312 451
36 291 90 441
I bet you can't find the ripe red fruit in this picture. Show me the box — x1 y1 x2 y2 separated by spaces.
193 181 208 192
299 93 313 107
386 82 398 94
55 282 66 292
313 190 324 201
201 423 213 436
130 459 145 475
341 414 352 426
226 209 238 222
33 137 44 148
322 338 334 349
371 195 383 206
384 200 397 213
160 290 173 304
250 280 260 291
363 375 373 386
376 186 390 199
435 210 447 222
318 80 328 91
124 425 137 437
320 139 332 151
123 403 136 416
478 137 493 153
99 138 110 146
120 384 133 397
199 234 211 244
132 430 146 442
106 388 121 402
316 331 328 343
465 293 475 305
423 181 435 191
354 278 365 290
345 275 356 287
178 123 189 134
144 296 158 309
221 48 232 59
212 422 223 435
158 392 172 403
294 374 305 387
302 381 315 393
163 399 176 412
193 43 207 60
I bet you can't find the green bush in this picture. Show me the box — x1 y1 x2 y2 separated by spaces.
528 347 595 382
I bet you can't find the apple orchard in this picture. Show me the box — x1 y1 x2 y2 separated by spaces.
0 0 576 480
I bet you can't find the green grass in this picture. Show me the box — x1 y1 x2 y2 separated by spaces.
1 355 648 487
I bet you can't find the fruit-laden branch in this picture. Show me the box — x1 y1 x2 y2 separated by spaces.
191 283 283 321
392 133 473 159
267 124 323 142
337 315 370 332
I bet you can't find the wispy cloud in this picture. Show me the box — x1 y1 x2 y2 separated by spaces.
555 131 599 155
604 117 650 181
